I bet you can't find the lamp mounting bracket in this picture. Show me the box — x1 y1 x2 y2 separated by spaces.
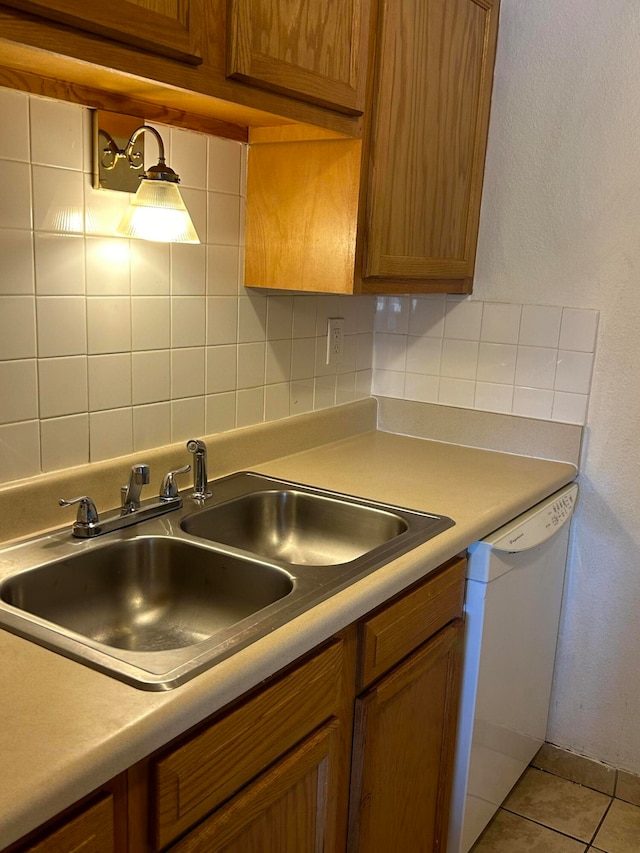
92 109 145 193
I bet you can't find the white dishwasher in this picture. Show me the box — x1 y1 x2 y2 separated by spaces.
448 482 578 853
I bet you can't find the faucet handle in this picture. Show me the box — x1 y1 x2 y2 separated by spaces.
59 496 99 531
159 464 191 502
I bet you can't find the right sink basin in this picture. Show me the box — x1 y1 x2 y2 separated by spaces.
180 472 455 570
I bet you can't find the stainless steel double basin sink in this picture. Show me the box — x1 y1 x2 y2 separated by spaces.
0 472 454 690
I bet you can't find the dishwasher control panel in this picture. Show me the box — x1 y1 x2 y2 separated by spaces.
487 482 578 553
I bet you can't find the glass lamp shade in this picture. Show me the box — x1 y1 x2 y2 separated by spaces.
116 178 200 243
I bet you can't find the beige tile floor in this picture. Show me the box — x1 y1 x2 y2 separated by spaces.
470 766 640 852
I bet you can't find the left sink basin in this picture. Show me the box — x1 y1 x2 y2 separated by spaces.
0 537 293 652
0 535 298 690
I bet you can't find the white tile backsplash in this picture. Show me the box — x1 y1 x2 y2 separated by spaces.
133 402 171 452
0 86 599 486
0 160 32 229
86 237 130 294
90 408 133 461
172 297 206 348
515 345 557 389
170 127 208 190
172 243 206 295
0 88 29 162
0 296 36 359
0 82 372 486
373 295 599 425
207 192 240 245
206 244 240 295
40 413 89 472
132 350 171 405
206 391 236 434
88 353 132 412
480 302 521 344
30 97 83 170
443 298 483 340
208 136 243 195
39 356 88 418
519 304 562 348
131 296 170 351
87 296 131 354
0 360 38 423
0 230 34 294
35 234 85 295
560 307 599 352
32 165 84 233
37 296 86 357
236 386 264 427
171 347 206 399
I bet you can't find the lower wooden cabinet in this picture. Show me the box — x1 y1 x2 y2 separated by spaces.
349 622 463 853
169 719 344 852
4 557 465 853
150 639 353 850
15 796 114 853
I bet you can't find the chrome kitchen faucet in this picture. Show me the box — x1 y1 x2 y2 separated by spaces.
187 438 212 500
60 462 191 538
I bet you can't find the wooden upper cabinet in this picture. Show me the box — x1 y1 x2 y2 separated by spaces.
226 0 372 114
361 0 500 291
244 0 500 294
2 0 203 64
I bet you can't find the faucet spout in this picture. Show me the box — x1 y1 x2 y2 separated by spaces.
186 438 212 500
121 464 150 512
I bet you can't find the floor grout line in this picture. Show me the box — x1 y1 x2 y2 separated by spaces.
499 805 599 846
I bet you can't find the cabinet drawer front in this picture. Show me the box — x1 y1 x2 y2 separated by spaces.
20 794 114 853
358 556 465 689
153 640 345 848
169 719 342 852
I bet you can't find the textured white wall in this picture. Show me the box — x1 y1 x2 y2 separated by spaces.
474 0 640 772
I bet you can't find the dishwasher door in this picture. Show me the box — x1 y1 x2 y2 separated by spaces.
448 483 578 853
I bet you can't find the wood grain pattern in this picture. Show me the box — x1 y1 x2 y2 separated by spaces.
2 0 202 64
245 138 361 292
363 0 500 285
349 621 464 853
358 556 465 690
19 795 114 853
227 0 372 114
152 640 346 848
0 6 363 137
0 63 248 142
170 720 342 852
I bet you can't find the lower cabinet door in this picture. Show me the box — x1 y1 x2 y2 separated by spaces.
348 621 463 853
169 718 345 852
18 794 114 853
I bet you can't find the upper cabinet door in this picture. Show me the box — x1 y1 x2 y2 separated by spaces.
3 0 203 64
363 0 499 289
226 0 372 115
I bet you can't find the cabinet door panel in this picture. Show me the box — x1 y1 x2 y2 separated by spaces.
227 0 371 114
3 0 202 64
19 794 114 853
363 0 499 285
170 720 343 852
349 621 463 853
153 640 345 848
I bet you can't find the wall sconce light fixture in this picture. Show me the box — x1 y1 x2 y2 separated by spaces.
93 110 200 244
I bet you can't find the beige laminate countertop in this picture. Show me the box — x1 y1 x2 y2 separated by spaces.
0 429 576 848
